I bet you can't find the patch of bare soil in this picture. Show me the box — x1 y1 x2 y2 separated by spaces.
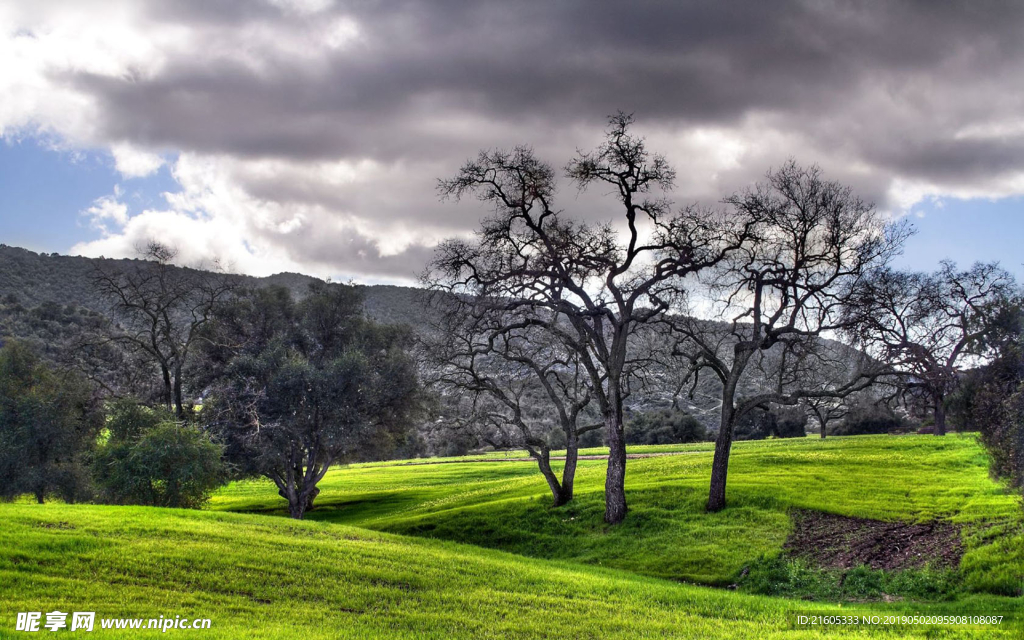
784 509 963 571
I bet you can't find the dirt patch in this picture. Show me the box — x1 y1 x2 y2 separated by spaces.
784 509 963 571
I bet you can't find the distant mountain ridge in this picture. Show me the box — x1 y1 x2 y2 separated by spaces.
0 244 429 329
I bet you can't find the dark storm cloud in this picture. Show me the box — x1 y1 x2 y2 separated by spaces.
47 0 1024 278
82 0 1024 150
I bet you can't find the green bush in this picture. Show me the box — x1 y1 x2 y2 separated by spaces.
93 401 227 509
773 407 808 438
830 401 905 436
733 405 775 441
626 410 706 445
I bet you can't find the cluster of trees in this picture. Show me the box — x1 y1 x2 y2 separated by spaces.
3 114 1021 524
0 247 423 519
424 113 1022 519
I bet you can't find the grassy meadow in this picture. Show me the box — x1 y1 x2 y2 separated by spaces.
214 435 1024 594
2 434 1023 638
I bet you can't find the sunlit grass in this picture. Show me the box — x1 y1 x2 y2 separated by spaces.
1 503 1021 639
214 435 1024 593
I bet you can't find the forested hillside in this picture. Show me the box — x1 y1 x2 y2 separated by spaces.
0 244 871 433
0 244 428 325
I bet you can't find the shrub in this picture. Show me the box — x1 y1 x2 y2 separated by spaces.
831 401 905 436
773 407 808 438
626 410 706 445
733 405 775 441
93 401 226 509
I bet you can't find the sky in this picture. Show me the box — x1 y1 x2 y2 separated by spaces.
0 0 1022 285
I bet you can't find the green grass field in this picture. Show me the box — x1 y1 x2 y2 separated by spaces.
2 434 1023 638
213 435 1024 593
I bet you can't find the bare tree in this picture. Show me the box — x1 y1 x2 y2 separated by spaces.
844 261 1016 435
425 114 749 524
804 397 847 438
89 243 236 417
424 298 602 506
668 162 908 511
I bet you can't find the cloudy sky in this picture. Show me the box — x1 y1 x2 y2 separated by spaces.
1 0 1022 284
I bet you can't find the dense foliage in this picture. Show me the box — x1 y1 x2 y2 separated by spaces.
965 301 1024 496
203 283 423 518
0 341 101 503
830 400 908 436
731 403 808 440
93 400 227 509
626 410 706 445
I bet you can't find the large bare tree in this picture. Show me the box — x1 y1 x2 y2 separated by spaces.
425 114 749 524
668 162 907 511
90 243 236 417
844 261 1016 435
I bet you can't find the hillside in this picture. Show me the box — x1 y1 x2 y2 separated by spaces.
0 244 877 432
2 436 1022 639
0 244 428 328
214 435 1024 598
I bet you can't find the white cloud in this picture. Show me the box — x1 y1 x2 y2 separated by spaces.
7 1 1024 281
110 143 164 178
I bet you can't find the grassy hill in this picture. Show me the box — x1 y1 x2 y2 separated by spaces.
2 502 1020 639
2 435 1023 638
213 435 1024 596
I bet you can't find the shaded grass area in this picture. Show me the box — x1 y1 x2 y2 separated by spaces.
1 503 1021 639
214 435 1024 596
740 557 965 602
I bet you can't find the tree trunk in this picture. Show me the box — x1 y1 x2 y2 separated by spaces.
559 435 579 506
173 365 184 418
535 453 566 507
810 406 827 439
933 394 946 436
708 385 737 512
604 406 627 524
304 486 320 513
161 365 174 413
287 499 306 520
279 485 308 520
708 423 734 512
35 490 45 504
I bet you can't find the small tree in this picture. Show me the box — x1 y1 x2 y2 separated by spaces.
424 301 602 506
804 397 847 438
844 262 1016 435
93 400 226 509
203 283 422 519
0 341 101 503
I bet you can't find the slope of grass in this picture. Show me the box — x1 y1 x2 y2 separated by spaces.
214 435 1024 594
1 503 1021 639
